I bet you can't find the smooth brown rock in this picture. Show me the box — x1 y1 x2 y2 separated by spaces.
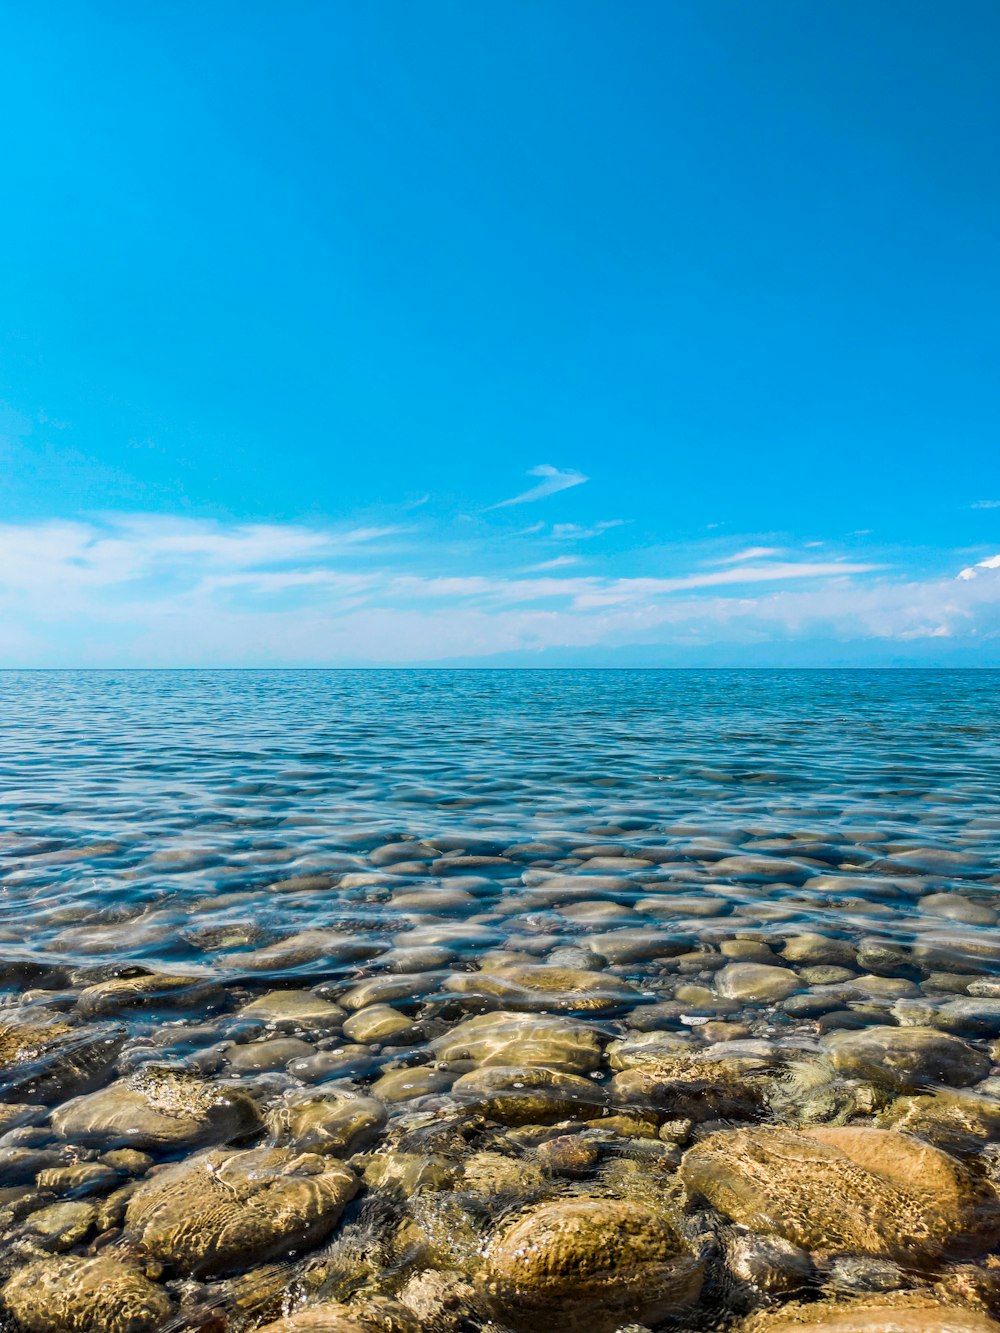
125 1146 358 1276
452 1065 606 1125
681 1126 1000 1261
2 1255 172 1333
430 1011 602 1074
740 1294 1000 1332
52 1068 261 1152
485 1196 704 1332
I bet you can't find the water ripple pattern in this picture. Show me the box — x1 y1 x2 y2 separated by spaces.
0 670 998 982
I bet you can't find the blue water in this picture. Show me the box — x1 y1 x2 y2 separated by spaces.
2 670 1000 1332
0 669 997 981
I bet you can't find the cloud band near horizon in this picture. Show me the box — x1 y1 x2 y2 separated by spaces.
0 512 997 666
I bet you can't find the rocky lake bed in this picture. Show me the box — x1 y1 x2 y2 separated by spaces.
0 669 998 1332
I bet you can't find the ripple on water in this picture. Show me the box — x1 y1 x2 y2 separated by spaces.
0 670 998 1331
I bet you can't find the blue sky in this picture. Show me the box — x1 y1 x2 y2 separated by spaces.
1 1 998 665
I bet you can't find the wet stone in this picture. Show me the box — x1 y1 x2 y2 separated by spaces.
370 1065 454 1101
19 1199 96 1251
266 1088 386 1155
716 963 802 1003
681 1125 1000 1261
227 1037 316 1071
452 1065 607 1125
124 1145 359 1276
740 1294 1000 1332
824 1025 991 1090
341 1004 421 1044
484 1196 705 1333
75 971 220 1018
338 973 442 1011
51 1067 261 1152
447 964 642 1015
1 1255 173 1333
725 1231 814 1294
238 990 346 1035
0 1019 125 1104
430 1011 603 1074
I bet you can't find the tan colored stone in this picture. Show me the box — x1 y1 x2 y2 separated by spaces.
266 1089 386 1155
740 1293 1000 1332
125 1145 358 1276
681 1126 1000 1261
452 1065 606 1125
485 1196 703 1333
448 965 641 1015
52 1067 260 1152
1 1255 172 1333
430 1010 602 1073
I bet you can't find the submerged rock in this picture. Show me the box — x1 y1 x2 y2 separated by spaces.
725 1231 814 1294
1 1255 172 1332
681 1125 1000 1261
878 1087 1000 1156
448 964 642 1015
716 963 802 1003
0 1019 125 1103
124 1145 358 1276
239 989 345 1034
430 1010 602 1074
452 1064 607 1125
610 1052 767 1123
75 971 220 1018
52 1067 261 1152
823 1026 990 1090
256 1302 418 1331
484 1196 704 1332
740 1293 1000 1331
266 1088 386 1155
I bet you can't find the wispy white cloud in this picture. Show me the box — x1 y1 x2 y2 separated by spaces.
551 519 626 540
958 553 1000 580
486 464 588 510
0 514 997 665
713 546 783 564
972 500 1000 510
521 556 580 572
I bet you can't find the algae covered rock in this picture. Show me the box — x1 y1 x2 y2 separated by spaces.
484 1196 704 1332
52 1066 261 1151
430 1010 602 1073
681 1125 1000 1261
2 1254 172 1332
125 1144 358 1275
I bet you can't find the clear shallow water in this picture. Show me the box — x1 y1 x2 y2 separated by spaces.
1 670 999 1333
1 670 998 979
